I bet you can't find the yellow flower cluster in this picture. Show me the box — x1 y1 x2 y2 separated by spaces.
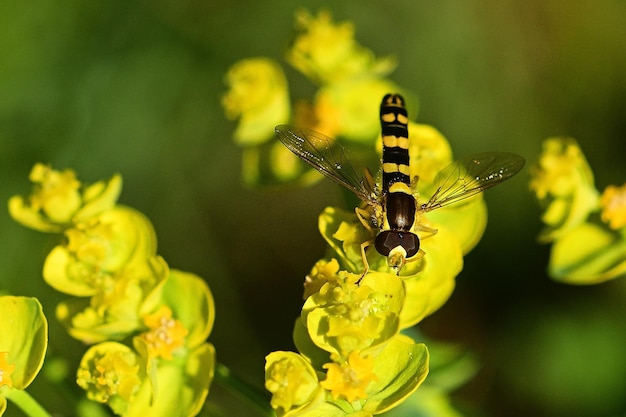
266 273 430 417
530 138 626 283
10 164 216 417
222 9 404 187
221 8 497 416
263 119 489 416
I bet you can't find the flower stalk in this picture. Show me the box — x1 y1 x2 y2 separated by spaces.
3 389 51 417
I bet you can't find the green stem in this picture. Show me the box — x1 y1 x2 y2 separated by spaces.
4 389 51 417
214 362 275 417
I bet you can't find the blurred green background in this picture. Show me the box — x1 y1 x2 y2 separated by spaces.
1 1 625 416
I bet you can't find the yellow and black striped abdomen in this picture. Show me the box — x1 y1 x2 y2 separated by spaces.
378 94 416 233
374 93 420 264
380 93 411 195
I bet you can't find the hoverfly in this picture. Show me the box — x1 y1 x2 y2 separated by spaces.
275 93 525 275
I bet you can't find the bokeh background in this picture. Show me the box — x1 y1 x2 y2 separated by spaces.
1 1 626 416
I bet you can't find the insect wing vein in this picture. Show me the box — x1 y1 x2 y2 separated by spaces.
275 125 377 205
421 152 525 212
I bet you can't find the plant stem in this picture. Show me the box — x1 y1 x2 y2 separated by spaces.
214 362 274 417
4 389 51 417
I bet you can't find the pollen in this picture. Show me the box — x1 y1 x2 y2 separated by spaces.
0 352 15 388
140 305 188 360
320 351 377 402
600 183 626 230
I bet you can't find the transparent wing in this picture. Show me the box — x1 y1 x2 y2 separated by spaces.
275 125 378 205
421 152 525 212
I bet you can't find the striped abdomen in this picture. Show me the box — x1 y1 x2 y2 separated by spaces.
381 94 411 194
379 94 416 232
374 93 420 264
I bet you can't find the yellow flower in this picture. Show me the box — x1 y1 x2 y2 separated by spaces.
28 163 81 221
42 206 159 297
321 351 378 402
303 272 404 356
312 79 403 142
287 9 396 85
529 137 600 241
313 124 481 325
8 163 80 231
265 351 322 413
222 57 290 145
407 123 453 188
76 342 142 414
303 258 341 300
139 305 188 360
600 183 626 230
531 138 626 284
8 163 122 233
0 352 15 388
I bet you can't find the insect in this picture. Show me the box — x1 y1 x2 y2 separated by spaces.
275 93 525 275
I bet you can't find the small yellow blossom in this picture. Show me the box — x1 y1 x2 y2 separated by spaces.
287 9 395 85
529 137 600 241
28 163 81 222
0 352 15 388
600 183 626 230
222 57 290 145
319 206 375 274
7 163 81 231
304 272 404 356
530 138 594 199
407 123 454 188
321 351 378 402
303 258 341 299
42 206 159 297
531 138 626 283
265 351 322 413
9 163 122 233
312 79 402 142
76 342 142 408
139 306 188 360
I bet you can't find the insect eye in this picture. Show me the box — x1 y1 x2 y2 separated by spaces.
375 231 420 257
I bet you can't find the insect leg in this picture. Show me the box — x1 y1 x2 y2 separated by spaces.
394 248 426 276
356 239 372 285
415 223 438 239
355 206 377 232
354 206 377 284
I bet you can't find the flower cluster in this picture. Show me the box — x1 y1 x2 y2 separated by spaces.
530 137 626 283
266 271 428 417
263 121 487 417
0 296 48 416
222 8 404 187
223 9 491 416
9 163 215 416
